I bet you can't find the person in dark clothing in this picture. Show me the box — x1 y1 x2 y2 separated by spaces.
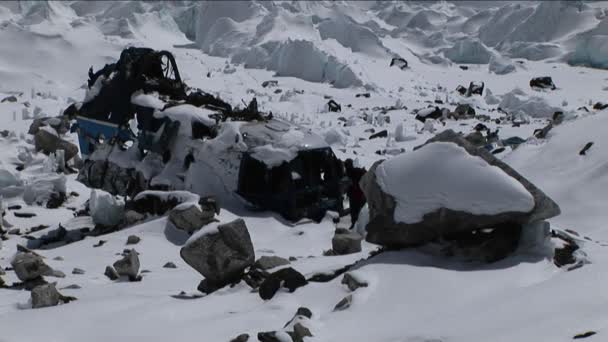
344 159 367 228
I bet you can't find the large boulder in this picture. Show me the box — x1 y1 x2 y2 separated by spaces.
34 127 79 162
180 219 254 291
90 189 125 227
360 130 560 248
11 252 58 281
31 283 61 308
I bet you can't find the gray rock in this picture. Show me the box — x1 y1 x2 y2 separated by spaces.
72 268 85 275
181 218 254 289
53 256 64 261
254 256 290 270
61 284 81 290
126 235 141 245
104 265 119 280
1 95 18 103
332 230 362 255
361 129 561 248
464 131 487 147
124 210 145 225
34 129 79 162
333 294 353 311
342 273 368 292
11 252 55 281
163 262 177 269
230 334 249 342
169 204 216 234
31 283 60 309
292 323 313 341
113 249 140 280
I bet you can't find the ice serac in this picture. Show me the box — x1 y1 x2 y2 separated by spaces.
360 130 560 247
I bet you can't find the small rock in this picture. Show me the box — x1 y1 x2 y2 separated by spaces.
573 331 597 339
126 235 141 245
1 95 18 103
230 333 250 342
254 256 290 270
104 265 119 280
113 249 140 280
61 284 81 290
163 262 177 269
31 283 60 309
72 268 85 275
579 142 594 156
333 294 353 311
14 212 36 218
93 240 106 248
369 130 388 140
53 256 64 261
341 273 368 292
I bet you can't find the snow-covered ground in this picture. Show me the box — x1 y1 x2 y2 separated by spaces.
1 1 608 341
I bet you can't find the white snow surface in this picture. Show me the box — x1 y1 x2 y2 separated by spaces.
375 142 535 224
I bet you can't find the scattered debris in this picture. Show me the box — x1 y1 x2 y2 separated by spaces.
530 76 556 90
579 142 594 156
327 99 342 112
390 57 408 70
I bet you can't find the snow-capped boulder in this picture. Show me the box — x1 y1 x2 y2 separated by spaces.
360 130 560 248
180 219 255 292
90 189 124 227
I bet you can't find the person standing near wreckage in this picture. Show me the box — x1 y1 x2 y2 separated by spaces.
344 159 366 228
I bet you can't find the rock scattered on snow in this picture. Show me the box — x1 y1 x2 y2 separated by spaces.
333 294 353 311
331 229 363 255
230 333 250 342
113 249 140 281
31 283 76 309
11 252 57 282
342 272 368 292
126 235 141 245
181 219 255 293
168 203 217 235
529 76 556 90
163 262 177 269
72 268 85 275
